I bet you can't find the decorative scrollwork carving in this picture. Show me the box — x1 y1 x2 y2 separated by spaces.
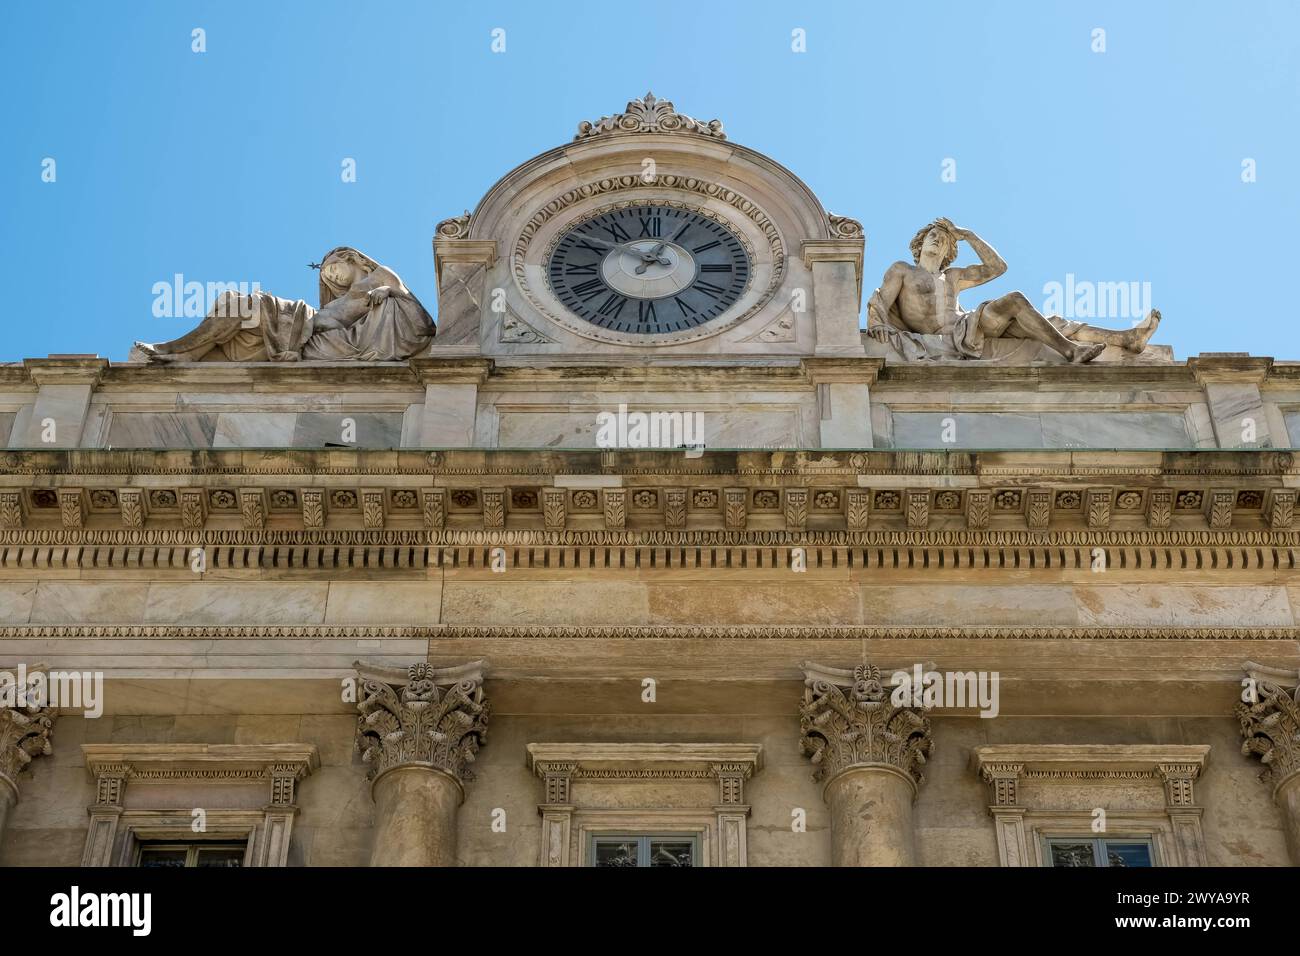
1237 677 1300 789
574 92 725 140
0 670 55 794
354 660 489 784
798 661 932 788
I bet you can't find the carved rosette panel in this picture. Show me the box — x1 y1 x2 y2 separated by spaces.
355 662 490 784
798 662 933 788
1237 680 1300 789
0 690 55 793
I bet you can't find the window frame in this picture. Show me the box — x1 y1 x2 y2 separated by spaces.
1042 835 1156 868
588 832 702 868
134 840 252 868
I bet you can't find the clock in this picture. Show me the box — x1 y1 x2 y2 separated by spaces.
545 203 751 334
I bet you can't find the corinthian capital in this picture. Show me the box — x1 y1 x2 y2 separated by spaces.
354 660 489 783
798 661 932 787
1237 664 1300 792
1 667 56 799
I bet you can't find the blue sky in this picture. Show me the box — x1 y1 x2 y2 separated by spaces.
2 0 1296 361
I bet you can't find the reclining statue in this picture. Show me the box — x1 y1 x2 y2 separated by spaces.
867 218 1159 363
130 247 434 363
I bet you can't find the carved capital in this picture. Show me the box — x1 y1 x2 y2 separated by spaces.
1238 669 1300 794
979 762 1025 807
534 761 578 805
798 661 933 790
0 668 56 799
354 660 490 786
1156 763 1203 808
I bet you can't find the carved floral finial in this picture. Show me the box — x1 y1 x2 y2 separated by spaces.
575 92 726 141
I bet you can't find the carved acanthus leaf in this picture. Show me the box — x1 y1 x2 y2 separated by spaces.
354 660 489 783
798 661 933 788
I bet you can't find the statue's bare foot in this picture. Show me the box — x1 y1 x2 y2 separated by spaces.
1070 342 1106 364
1123 309 1161 353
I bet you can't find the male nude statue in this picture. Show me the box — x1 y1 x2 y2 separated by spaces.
867 218 1159 363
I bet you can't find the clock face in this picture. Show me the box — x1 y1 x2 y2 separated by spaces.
546 203 751 334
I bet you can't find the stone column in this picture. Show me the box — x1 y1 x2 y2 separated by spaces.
0 679 55 852
798 661 933 867
1237 668 1300 865
355 659 489 867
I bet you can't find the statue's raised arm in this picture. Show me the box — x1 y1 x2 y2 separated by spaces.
864 218 1160 364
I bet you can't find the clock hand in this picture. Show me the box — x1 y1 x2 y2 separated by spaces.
634 240 670 275
579 233 671 262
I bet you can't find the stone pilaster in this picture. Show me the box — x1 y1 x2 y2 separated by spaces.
977 762 1030 867
354 659 489 867
1237 666 1300 864
0 669 56 850
798 661 933 866
712 761 755 868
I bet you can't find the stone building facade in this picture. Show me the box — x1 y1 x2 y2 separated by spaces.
1 95 1298 868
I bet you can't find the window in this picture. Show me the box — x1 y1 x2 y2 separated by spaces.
1045 837 1153 868
136 842 248 868
590 834 699 868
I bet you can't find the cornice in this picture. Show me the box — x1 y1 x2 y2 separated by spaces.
971 744 1210 777
81 743 319 779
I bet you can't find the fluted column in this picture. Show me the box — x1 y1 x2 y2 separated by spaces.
1237 667 1300 865
354 659 489 867
0 674 56 851
798 661 932 866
